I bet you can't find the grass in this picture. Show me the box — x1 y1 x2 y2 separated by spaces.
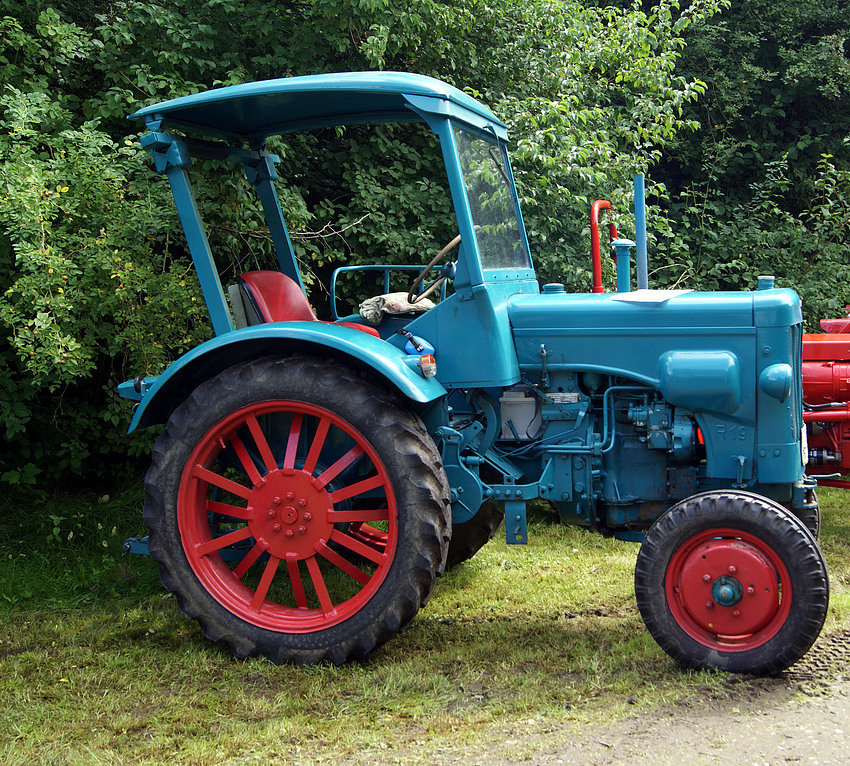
1 484 849 765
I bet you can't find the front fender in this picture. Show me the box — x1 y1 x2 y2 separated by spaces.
121 322 447 432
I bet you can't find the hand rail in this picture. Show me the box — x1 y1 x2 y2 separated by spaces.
329 264 447 320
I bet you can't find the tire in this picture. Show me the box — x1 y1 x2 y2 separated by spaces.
446 500 503 569
634 490 828 675
142 355 451 665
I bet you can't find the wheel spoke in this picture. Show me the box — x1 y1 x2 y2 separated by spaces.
192 464 251 500
195 526 255 557
346 522 388 553
303 417 331 475
315 540 371 585
326 508 390 524
245 413 278 474
250 555 281 612
316 444 365 488
233 541 266 579
206 499 252 521
329 528 387 566
305 555 335 615
282 412 303 472
230 433 264 486
286 555 309 609
328 474 387 505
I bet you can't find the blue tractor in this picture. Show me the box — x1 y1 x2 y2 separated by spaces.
121 72 828 673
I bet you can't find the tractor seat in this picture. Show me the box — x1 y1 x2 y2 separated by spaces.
233 270 380 337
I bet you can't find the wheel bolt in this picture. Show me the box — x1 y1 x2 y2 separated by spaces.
728 565 737 574
703 574 711 582
267 509 277 519
747 586 755 595
303 512 312 522
285 492 295 501
298 498 307 508
272 523 281 532
285 529 294 539
705 601 714 610
297 525 307 535
732 609 741 618
272 497 281 506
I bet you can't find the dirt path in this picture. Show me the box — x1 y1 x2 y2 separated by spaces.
533 678 850 765
465 630 850 766
343 629 850 766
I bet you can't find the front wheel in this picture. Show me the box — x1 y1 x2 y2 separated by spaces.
143 355 451 665
634 490 828 675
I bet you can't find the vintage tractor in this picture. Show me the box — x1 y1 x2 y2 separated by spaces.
120 72 828 674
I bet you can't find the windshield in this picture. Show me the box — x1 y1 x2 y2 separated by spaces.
454 127 531 271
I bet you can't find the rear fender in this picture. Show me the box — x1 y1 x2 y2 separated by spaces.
122 322 446 432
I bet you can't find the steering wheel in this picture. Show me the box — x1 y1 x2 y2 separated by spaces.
407 233 461 304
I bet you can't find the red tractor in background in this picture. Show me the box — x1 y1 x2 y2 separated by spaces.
803 317 850 487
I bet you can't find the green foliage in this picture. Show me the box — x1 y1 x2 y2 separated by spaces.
651 0 850 317
653 147 850 324
484 0 728 288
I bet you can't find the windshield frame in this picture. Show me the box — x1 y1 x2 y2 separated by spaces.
453 126 533 279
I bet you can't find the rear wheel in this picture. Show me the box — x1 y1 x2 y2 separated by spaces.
143 355 451 665
446 501 503 568
634 490 828 675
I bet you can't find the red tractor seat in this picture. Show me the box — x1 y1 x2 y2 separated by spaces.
237 271 380 337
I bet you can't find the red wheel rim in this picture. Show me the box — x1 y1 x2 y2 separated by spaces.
177 400 397 633
665 528 792 651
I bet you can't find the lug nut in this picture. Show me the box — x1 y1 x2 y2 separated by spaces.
272 523 281 532
298 498 307 508
703 574 711 583
285 529 294 539
732 609 741 618
705 601 714 610
267 509 277 519
285 492 295 501
297 525 307 535
747 586 755 595
728 565 737 574
303 512 312 522
272 496 281 506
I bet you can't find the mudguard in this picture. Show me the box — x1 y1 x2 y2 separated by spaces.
119 321 447 432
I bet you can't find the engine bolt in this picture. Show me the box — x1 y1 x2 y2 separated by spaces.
728 565 737 574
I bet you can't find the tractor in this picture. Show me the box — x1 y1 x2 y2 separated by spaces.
802 314 850 492
120 71 828 674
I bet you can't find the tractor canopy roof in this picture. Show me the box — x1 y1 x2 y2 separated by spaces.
128 71 505 144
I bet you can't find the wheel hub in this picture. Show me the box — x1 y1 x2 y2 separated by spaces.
248 468 332 560
674 538 781 636
711 575 743 607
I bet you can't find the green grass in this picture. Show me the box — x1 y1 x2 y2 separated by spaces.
2 485 849 765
